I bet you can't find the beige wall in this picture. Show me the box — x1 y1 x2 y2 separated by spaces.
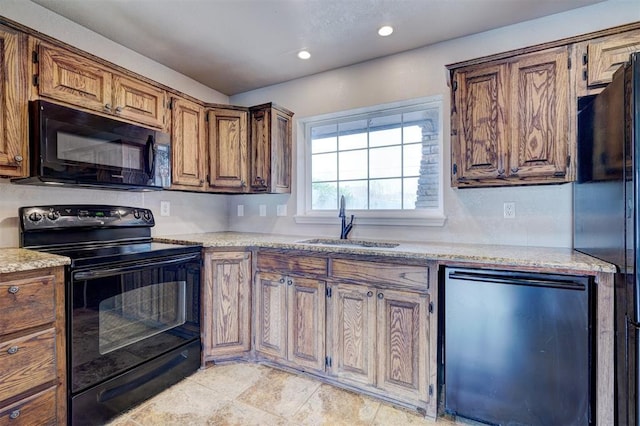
228 0 640 248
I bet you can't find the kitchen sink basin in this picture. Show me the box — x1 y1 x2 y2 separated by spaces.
297 238 399 248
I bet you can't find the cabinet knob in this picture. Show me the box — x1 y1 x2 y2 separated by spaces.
279 278 285 284
115 106 123 114
377 293 384 300
9 410 20 420
255 176 266 187
8 286 19 294
241 180 246 188
7 346 18 355
287 279 293 286
497 168 505 177
14 155 23 163
104 103 112 111
510 167 519 174
367 291 373 297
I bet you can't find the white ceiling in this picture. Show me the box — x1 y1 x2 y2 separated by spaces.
31 0 604 96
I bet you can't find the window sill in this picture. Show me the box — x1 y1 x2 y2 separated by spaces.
293 211 447 227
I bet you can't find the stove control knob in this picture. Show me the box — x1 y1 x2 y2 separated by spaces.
133 210 141 219
142 211 152 221
47 211 60 221
28 211 43 222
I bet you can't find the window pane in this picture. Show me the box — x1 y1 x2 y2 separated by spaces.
339 149 368 180
403 177 418 209
338 120 368 150
312 152 337 181
340 180 368 209
312 182 337 210
311 123 337 153
370 146 401 179
370 114 401 147
403 143 422 177
403 110 427 144
369 179 401 209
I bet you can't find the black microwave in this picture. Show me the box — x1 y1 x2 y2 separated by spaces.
12 100 171 190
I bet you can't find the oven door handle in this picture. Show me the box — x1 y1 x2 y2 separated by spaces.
72 253 200 280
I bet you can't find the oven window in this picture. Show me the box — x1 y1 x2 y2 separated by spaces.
99 280 186 355
57 131 144 170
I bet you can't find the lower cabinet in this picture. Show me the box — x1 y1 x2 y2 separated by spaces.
327 283 430 409
202 250 252 362
254 271 326 372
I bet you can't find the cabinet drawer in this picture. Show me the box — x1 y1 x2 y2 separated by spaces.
331 259 428 288
257 252 327 276
0 275 55 335
0 386 56 426
0 329 56 403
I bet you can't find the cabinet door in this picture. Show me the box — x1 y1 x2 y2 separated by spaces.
113 74 166 128
452 63 509 185
171 97 206 189
509 48 570 181
0 25 27 178
249 107 270 192
38 43 112 113
270 107 293 193
328 283 375 386
586 29 640 87
287 276 326 372
254 272 287 360
203 251 251 359
208 108 248 192
376 289 429 405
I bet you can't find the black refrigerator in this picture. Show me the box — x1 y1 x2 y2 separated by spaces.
574 51 640 426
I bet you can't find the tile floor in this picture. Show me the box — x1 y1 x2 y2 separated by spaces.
107 363 451 425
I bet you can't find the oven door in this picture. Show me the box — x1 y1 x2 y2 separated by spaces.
68 252 201 394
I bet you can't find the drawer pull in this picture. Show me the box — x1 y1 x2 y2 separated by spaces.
7 346 19 355
9 410 20 420
8 286 19 294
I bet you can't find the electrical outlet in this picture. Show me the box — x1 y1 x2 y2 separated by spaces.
503 202 515 219
160 201 170 217
276 204 287 216
237 204 244 217
259 204 267 217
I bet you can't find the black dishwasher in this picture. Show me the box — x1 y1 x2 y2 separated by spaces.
444 267 592 425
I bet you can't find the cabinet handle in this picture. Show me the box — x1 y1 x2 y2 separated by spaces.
497 168 505 177
367 291 373 297
287 279 293 286
14 155 23 163
104 103 112 111
8 286 19 294
241 180 246 188
7 346 18 355
9 410 20 420
510 167 519 174
377 293 384 299
115 106 123 114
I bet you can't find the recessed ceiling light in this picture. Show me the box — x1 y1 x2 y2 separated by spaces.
378 26 393 37
297 50 311 60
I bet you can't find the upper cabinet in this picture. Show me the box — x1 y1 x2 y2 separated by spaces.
170 96 207 190
34 42 167 129
249 103 293 193
451 47 571 187
208 106 249 192
0 24 28 178
576 28 640 96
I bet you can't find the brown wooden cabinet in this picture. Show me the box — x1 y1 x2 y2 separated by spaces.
208 107 249 192
0 24 28 178
0 267 65 425
451 47 571 187
171 96 207 190
249 103 293 193
35 42 166 129
202 251 252 362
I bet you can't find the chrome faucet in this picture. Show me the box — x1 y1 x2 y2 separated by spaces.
339 195 354 239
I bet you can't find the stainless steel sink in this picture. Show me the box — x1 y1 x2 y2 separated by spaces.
297 238 399 248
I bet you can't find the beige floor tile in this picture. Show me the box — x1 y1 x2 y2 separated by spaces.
197 399 290 426
372 403 440 425
188 362 270 400
237 368 322 418
291 383 380 426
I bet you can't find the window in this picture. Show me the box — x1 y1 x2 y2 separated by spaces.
297 96 444 226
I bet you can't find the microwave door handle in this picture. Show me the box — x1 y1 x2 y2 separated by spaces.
145 135 156 177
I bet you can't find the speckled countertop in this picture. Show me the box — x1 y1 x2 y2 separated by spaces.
0 248 70 274
154 232 616 274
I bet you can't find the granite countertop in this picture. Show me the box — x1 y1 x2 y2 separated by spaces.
0 248 70 274
154 232 616 274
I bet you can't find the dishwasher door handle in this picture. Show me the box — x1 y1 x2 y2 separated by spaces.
447 271 586 291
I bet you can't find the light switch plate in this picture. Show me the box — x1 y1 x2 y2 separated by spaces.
259 205 267 217
237 204 244 217
160 201 170 217
276 204 287 216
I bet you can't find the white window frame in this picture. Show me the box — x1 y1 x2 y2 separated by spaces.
295 96 446 227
